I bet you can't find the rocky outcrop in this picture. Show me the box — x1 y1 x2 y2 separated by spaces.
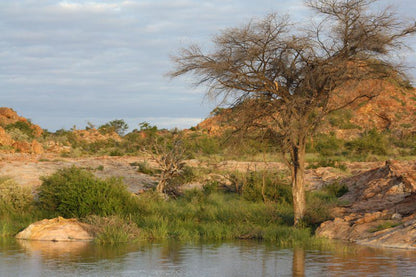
0 126 14 147
16 217 94 242
0 107 45 153
0 107 43 137
195 83 416 137
316 160 416 249
73 128 121 143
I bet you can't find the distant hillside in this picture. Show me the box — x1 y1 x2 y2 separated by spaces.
195 81 416 139
0 107 122 154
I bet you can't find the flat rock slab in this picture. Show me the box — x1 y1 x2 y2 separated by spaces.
16 217 93 242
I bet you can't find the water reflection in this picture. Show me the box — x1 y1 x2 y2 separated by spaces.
0 239 416 276
292 247 305 277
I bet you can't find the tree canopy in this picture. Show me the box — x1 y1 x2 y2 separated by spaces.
170 0 416 225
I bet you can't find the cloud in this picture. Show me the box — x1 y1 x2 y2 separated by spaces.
0 0 415 131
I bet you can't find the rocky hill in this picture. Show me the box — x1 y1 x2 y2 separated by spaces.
0 107 121 154
195 82 416 139
0 108 44 154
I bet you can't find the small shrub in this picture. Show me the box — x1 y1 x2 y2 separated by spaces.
37 166 139 218
345 129 388 156
322 182 349 198
5 121 35 140
312 133 345 156
307 159 347 171
305 191 337 228
238 171 292 203
136 161 158 175
0 177 33 215
327 109 360 130
369 221 400 233
84 215 141 244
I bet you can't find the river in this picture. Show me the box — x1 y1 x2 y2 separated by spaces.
1 239 415 276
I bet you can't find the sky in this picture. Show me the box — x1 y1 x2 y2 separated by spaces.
1 0 415 131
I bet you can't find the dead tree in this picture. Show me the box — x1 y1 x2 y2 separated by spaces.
144 139 186 196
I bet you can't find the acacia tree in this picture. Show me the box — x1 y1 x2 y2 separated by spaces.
170 0 415 225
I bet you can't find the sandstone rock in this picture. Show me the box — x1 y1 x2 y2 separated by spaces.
12 141 31 153
0 126 14 146
30 124 43 137
316 218 352 240
391 213 402 220
0 107 21 125
317 160 416 249
16 217 94 242
31 140 44 154
73 128 121 143
358 219 416 250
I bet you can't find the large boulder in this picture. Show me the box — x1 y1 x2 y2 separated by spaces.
16 217 94 242
0 126 14 147
316 160 416 249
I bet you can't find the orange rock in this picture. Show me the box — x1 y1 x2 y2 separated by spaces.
30 124 43 137
31 140 44 154
0 126 14 146
12 141 31 153
16 217 94 241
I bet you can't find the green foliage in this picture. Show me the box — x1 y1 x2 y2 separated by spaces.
327 110 360 129
99 119 128 136
0 177 33 216
236 171 292 203
37 166 139 218
391 132 416 156
322 182 349 198
139 121 158 132
183 134 221 155
312 133 345 156
51 129 79 147
84 215 141 245
307 159 347 171
345 129 388 156
134 161 159 175
5 121 35 140
305 191 337 228
132 192 303 243
369 221 401 233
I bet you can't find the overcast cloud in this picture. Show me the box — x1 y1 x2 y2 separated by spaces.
1 0 415 131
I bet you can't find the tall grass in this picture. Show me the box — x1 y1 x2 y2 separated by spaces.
128 190 323 246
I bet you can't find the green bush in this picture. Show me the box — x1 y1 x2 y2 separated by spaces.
37 166 139 218
312 133 345 156
135 161 159 175
5 121 35 140
307 159 347 171
236 171 292 203
345 129 388 156
322 181 349 198
84 215 141 244
0 177 33 215
327 109 361 129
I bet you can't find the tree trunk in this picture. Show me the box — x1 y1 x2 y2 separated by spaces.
290 143 306 226
156 173 166 193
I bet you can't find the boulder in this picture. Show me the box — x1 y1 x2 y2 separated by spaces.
0 126 14 146
12 141 31 153
16 217 94 242
316 160 416 249
31 140 44 154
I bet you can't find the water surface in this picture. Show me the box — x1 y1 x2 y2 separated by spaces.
1 239 415 276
